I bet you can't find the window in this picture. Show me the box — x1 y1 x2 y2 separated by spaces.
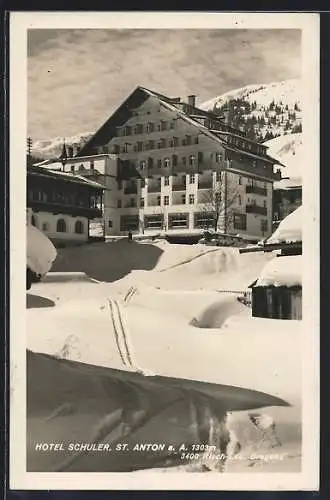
125 125 132 136
261 219 268 234
182 156 186 165
238 176 242 185
90 161 94 170
189 174 195 184
189 194 195 204
130 198 136 207
164 195 170 205
71 165 75 173
146 122 154 133
135 124 143 134
56 219 67 233
120 215 139 232
194 212 215 229
264 182 267 190
140 160 146 170
75 220 84 234
164 158 170 168
172 137 179 147
147 157 154 169
181 194 186 204
160 138 166 148
252 160 257 168
148 140 155 150
186 135 192 145
198 152 203 163
263 200 267 208
216 153 223 163
170 121 175 129
113 145 120 154
216 171 221 182
140 198 145 208
108 220 113 228
168 213 189 229
164 176 170 186
189 155 196 166
118 180 123 190
160 121 167 131
157 159 162 168
42 222 49 232
117 199 122 208
140 178 146 188
233 214 247 231
238 195 241 205
195 136 199 144
144 214 164 230
156 196 161 206
137 142 143 152
172 154 178 166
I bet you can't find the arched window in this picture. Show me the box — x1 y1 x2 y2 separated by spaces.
31 215 37 227
75 220 84 234
56 219 67 233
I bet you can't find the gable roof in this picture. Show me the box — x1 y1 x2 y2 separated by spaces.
78 86 283 167
27 165 106 190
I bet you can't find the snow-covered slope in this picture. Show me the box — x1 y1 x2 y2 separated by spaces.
265 132 302 181
201 79 301 112
31 132 93 160
200 79 302 142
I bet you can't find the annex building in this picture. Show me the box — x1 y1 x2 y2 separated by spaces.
38 86 284 241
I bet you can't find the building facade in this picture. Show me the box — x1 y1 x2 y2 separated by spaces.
38 87 283 240
76 87 281 240
27 165 104 247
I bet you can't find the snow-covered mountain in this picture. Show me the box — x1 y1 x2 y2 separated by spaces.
200 79 302 142
31 132 93 160
264 132 302 185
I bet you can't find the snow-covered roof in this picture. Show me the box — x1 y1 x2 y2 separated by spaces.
267 206 302 244
255 254 302 287
28 165 106 190
274 176 302 190
27 225 57 277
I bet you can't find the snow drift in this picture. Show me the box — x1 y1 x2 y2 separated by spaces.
27 225 57 278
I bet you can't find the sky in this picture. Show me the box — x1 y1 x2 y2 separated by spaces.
28 29 301 141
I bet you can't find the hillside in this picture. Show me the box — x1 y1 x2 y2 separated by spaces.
200 79 302 143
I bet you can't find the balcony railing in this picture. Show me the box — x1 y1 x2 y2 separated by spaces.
124 186 138 194
198 181 213 190
246 185 267 196
246 204 267 216
28 199 103 218
172 184 186 191
148 184 162 193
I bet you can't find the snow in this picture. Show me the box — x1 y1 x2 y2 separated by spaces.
31 132 93 160
267 206 302 244
274 176 302 191
255 255 302 287
26 225 57 277
27 239 302 473
200 79 301 112
264 133 303 179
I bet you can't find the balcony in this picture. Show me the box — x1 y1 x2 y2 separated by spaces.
198 181 213 190
124 186 138 195
148 184 161 193
246 204 267 216
28 199 103 219
172 183 186 191
246 185 267 196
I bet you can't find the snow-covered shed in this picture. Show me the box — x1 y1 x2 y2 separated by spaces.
243 207 302 320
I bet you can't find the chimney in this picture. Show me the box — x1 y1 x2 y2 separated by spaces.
222 105 229 124
188 95 196 107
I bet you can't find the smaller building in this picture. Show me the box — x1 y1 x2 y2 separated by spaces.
27 165 105 248
273 176 302 226
240 206 302 320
